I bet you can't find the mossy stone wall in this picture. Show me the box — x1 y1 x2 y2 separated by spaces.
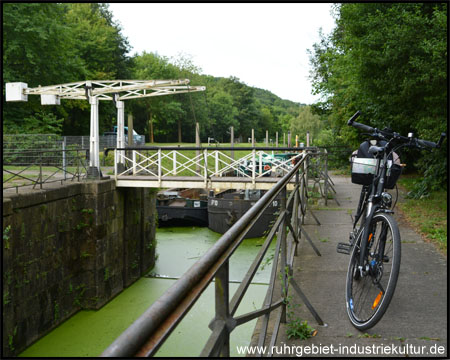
2 180 157 356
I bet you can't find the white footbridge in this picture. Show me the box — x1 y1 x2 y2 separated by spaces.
107 146 333 200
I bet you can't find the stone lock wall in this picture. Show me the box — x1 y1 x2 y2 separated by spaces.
2 180 157 356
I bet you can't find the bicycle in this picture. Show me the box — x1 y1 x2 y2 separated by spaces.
336 111 445 330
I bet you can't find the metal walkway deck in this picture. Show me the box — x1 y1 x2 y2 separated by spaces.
115 175 298 190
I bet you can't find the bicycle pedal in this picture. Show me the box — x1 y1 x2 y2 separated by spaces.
337 242 352 255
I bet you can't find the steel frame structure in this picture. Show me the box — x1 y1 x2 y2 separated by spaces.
5 80 206 176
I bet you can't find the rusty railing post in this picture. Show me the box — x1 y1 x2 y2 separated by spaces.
279 185 287 323
293 169 300 256
215 260 230 357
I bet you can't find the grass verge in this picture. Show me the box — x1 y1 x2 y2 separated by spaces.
396 175 447 254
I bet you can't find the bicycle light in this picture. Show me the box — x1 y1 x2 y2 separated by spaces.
408 132 414 138
381 192 392 207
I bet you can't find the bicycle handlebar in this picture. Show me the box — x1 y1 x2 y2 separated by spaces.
347 111 361 125
347 111 375 133
352 121 375 134
416 132 446 149
417 138 437 149
347 111 446 149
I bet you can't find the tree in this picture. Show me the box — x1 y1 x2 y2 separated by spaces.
309 3 447 190
64 3 131 80
290 106 322 144
218 77 260 139
3 3 84 134
62 3 132 135
205 89 238 142
132 52 189 142
3 3 132 136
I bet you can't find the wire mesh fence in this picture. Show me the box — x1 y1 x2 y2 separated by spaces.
63 135 141 149
3 134 91 191
3 133 145 155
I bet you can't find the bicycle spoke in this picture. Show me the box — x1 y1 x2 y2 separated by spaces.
346 213 400 329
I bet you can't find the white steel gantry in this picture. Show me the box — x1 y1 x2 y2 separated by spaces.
5 79 206 177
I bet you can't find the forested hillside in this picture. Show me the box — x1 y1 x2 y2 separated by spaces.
2 3 302 143
3 3 447 191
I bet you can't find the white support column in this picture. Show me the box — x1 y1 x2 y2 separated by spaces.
158 149 162 182
215 151 219 176
89 96 100 176
116 100 125 165
203 149 208 185
173 152 177 175
259 151 262 176
252 149 256 184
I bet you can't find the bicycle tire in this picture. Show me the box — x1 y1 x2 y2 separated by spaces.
345 212 401 330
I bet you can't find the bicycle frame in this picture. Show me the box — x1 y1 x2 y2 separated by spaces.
341 110 445 329
355 150 390 275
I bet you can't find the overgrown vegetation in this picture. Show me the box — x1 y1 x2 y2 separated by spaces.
281 267 317 340
309 3 447 194
397 176 447 253
3 3 447 195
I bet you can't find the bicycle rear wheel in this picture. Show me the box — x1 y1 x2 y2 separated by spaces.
345 212 401 330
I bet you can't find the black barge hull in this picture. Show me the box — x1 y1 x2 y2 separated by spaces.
157 188 209 227
207 191 282 238
157 205 208 227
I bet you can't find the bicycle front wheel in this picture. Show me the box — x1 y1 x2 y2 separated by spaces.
345 212 401 330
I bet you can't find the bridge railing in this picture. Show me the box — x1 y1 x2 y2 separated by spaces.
107 146 318 185
101 149 330 357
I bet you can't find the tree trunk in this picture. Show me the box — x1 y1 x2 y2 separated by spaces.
178 118 182 143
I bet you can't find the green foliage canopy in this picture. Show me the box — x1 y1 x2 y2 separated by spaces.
3 3 131 135
3 3 303 144
309 3 447 190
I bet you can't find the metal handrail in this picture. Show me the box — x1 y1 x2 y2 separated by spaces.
101 149 329 357
105 146 317 154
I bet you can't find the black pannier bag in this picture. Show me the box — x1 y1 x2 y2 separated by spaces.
351 140 402 189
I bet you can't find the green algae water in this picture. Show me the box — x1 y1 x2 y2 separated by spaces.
20 226 274 357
